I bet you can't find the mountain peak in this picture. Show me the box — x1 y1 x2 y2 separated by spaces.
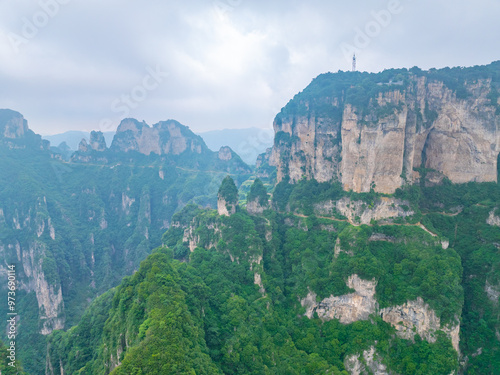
110 118 208 155
0 109 29 139
0 109 46 150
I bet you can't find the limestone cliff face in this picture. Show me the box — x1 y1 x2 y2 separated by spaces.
77 131 107 153
380 298 460 353
246 199 266 215
301 274 377 323
22 242 65 335
344 346 390 375
217 197 236 216
0 196 65 335
111 118 207 155
487 209 500 227
218 146 233 161
314 197 413 225
89 131 107 151
302 274 460 353
267 65 500 193
0 109 46 149
0 109 29 139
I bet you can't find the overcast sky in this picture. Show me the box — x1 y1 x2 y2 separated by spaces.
0 0 498 135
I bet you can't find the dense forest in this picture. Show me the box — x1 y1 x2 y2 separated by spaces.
45 175 500 374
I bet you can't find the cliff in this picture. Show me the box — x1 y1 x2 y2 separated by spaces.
0 109 47 150
265 62 500 193
110 118 207 155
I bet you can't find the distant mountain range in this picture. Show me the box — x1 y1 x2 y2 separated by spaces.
42 131 115 150
43 127 274 165
197 128 274 165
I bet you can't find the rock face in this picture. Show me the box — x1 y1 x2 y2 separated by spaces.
22 242 65 335
0 109 45 149
314 197 413 225
380 297 460 353
301 274 377 323
89 131 107 151
217 197 236 216
266 65 500 193
217 176 239 216
0 109 29 139
302 274 460 353
246 199 266 215
487 209 500 227
344 346 389 375
218 146 233 161
111 118 206 155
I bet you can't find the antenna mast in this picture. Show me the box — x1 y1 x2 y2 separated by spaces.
352 54 356 72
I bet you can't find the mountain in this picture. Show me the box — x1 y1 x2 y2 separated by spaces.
197 127 274 165
261 62 500 193
43 131 115 150
3 61 500 375
0 110 251 373
44 127 275 165
44 62 500 375
48 176 498 374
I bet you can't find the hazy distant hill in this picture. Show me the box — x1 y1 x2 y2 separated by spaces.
43 130 115 150
43 128 273 164
197 127 274 165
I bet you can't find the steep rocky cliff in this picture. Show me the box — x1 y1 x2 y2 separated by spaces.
0 111 251 374
302 274 459 353
0 109 47 150
110 118 207 155
265 62 500 193
301 275 377 323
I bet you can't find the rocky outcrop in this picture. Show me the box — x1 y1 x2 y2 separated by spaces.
22 241 65 335
380 297 460 353
110 118 207 155
246 179 270 215
74 131 109 162
217 176 238 216
89 131 107 151
218 146 233 161
217 197 236 216
0 109 29 139
301 274 377 323
302 275 460 353
246 199 266 215
267 65 500 193
487 209 500 227
314 197 413 225
0 109 46 149
344 346 389 375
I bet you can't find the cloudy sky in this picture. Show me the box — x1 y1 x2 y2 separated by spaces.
0 0 498 135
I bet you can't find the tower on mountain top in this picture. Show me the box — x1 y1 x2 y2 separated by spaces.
352 54 356 72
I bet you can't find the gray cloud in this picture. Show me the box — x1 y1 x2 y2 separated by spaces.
0 0 498 135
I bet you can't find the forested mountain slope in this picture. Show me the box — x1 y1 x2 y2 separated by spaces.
47 174 500 374
0 110 251 373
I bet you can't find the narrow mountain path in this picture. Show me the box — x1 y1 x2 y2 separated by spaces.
291 213 438 237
